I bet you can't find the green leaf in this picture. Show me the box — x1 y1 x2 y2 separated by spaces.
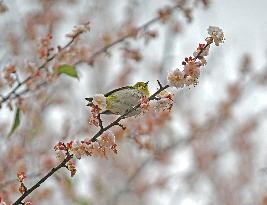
57 64 79 79
7 108 20 138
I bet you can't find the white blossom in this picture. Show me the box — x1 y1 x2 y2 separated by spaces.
167 69 185 89
93 94 107 111
207 26 225 46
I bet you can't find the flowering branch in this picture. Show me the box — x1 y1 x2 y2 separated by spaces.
90 81 170 142
10 26 224 205
0 4 182 108
75 4 182 65
0 22 90 107
12 155 72 205
10 81 168 205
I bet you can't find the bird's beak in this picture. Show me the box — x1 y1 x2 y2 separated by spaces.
145 81 149 85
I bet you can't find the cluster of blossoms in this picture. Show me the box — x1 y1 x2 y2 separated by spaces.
207 26 225 46
153 90 174 112
38 33 54 60
54 131 117 176
88 94 106 126
54 141 77 177
168 26 224 88
139 91 174 114
140 96 150 113
17 171 27 194
3 64 17 87
72 131 117 159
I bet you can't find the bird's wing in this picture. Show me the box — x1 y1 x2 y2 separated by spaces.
85 86 134 106
104 86 134 97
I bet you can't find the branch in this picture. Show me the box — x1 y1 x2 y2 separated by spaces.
10 16 217 204
75 4 181 65
12 154 72 205
0 31 83 106
0 172 41 190
90 83 170 142
0 4 181 107
11 81 169 205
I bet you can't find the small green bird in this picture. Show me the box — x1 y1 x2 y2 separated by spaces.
85 81 149 116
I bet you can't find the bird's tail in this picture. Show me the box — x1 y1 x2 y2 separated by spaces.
85 97 93 106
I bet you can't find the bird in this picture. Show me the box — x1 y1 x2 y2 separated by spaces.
85 81 149 117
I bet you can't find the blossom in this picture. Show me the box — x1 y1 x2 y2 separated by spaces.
167 69 185 88
18 184 26 194
17 171 26 182
89 94 106 127
38 33 53 59
92 94 107 111
54 141 67 151
99 130 116 147
4 64 16 87
140 96 150 113
193 43 210 59
89 104 102 127
183 60 201 78
66 161 76 177
207 26 225 46
71 133 117 160
66 22 90 38
185 76 198 86
153 90 174 112
55 150 65 162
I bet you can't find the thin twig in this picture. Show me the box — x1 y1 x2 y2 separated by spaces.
97 114 104 130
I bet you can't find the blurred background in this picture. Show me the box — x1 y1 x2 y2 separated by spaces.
1 0 267 204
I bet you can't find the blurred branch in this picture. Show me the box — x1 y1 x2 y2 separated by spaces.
75 4 181 66
0 30 84 106
0 4 181 109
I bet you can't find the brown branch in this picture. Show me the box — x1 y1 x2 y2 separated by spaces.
11 80 169 205
10 17 216 204
90 83 170 142
0 172 42 190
